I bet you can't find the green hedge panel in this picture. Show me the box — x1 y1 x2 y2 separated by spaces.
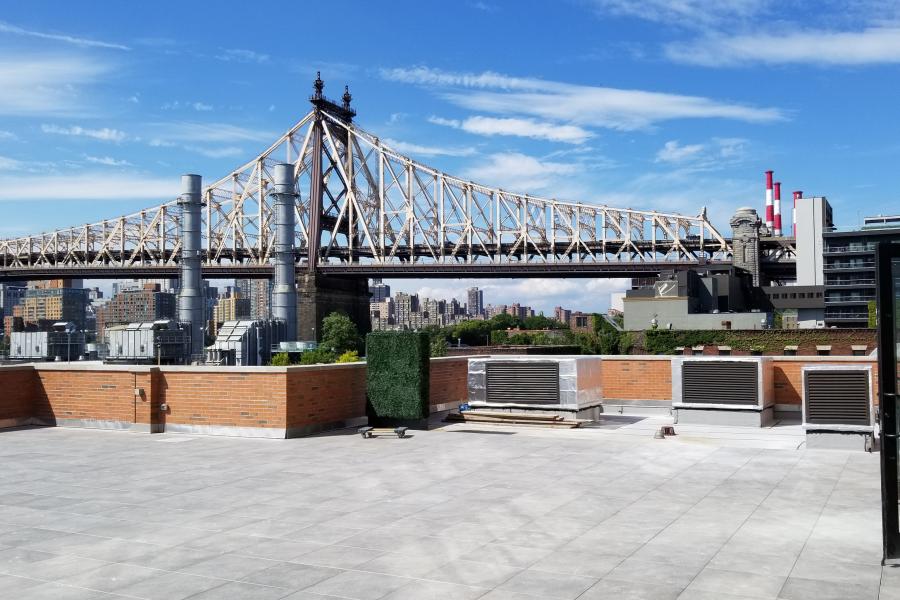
366 331 430 421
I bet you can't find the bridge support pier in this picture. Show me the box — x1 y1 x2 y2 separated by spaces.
177 174 204 359
271 163 297 341
297 274 370 344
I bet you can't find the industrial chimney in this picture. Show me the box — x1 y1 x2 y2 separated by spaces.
765 171 774 232
793 190 802 236
773 181 782 236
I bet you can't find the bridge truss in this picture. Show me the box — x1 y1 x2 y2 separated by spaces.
0 86 733 279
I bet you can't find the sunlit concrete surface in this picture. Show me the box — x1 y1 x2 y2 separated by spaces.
0 418 894 599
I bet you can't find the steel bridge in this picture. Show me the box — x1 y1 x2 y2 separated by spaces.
0 75 794 283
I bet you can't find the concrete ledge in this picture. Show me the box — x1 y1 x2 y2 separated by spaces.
806 430 874 451
286 416 368 438
674 406 775 427
164 423 289 438
0 417 35 429
431 400 463 413
35 418 153 432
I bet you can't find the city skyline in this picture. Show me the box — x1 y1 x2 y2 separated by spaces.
1 3 900 312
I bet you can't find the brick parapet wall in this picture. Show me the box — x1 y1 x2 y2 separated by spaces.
285 363 366 435
601 357 673 402
0 366 35 427
430 357 471 411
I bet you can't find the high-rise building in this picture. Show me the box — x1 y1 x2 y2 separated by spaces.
17 286 89 330
467 287 483 317
96 284 176 338
370 279 391 303
213 293 251 323
822 214 900 327
554 306 571 324
0 283 26 318
237 279 271 320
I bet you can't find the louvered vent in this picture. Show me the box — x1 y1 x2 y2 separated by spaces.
681 361 758 406
486 362 560 405
804 370 870 427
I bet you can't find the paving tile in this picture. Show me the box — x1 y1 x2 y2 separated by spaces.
424 557 521 588
114 571 226 600
302 569 411 599
182 580 293 599
180 552 276 579
467 542 553 568
56 562 161 593
291 543 383 568
241 561 342 590
382 579 488 599
355 550 451 578
684 567 785 598
606 557 702 589
0 573 45 594
497 568 598 598
529 549 624 578
579 578 684 599
778 576 878 600
9 581 111 599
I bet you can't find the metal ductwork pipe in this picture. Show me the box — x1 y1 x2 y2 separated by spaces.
272 163 297 341
177 174 205 359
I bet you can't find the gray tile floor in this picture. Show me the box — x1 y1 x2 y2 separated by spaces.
0 421 894 599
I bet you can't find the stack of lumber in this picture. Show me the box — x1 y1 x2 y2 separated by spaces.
445 410 588 428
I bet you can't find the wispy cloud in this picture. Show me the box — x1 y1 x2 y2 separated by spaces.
0 130 17 141
183 145 243 158
84 155 132 167
666 27 900 66
382 138 477 157
146 121 273 144
588 0 768 29
0 173 179 202
192 102 213 112
462 152 577 191
0 56 110 117
0 20 129 50
382 66 784 130
41 124 127 142
216 48 269 63
655 138 748 170
429 115 593 144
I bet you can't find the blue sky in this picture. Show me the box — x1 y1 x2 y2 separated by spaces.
1 0 899 314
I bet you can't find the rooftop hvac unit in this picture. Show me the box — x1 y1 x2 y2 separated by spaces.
802 365 874 439
467 356 603 419
672 357 773 426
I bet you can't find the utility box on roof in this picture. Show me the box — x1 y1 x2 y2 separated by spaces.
672 357 774 426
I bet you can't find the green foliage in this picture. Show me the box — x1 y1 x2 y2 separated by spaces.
320 312 360 354
299 348 336 365
773 310 783 329
336 350 360 363
522 315 566 330
366 331 430 421
489 313 522 330
868 300 877 328
429 335 448 357
270 352 291 366
451 319 493 346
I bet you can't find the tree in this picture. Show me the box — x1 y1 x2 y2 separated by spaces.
489 313 522 330
270 352 291 366
429 335 448 357
336 350 360 363
451 320 493 346
320 312 360 354
523 315 566 330
300 348 336 365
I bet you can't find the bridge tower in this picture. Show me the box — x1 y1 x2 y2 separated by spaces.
299 73 370 342
177 174 205 358
730 207 763 287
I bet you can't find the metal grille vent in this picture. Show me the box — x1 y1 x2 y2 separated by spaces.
682 361 758 406
486 362 560 405
804 370 870 426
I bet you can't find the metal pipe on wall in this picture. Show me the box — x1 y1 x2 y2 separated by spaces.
271 162 297 341
177 174 204 358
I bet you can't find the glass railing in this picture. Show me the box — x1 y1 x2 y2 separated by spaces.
825 296 875 304
824 243 877 253
824 311 868 319
825 279 876 286
824 261 876 270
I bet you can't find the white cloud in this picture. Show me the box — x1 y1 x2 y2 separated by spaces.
0 173 179 202
382 138 476 157
383 66 784 130
192 102 213 111
655 138 748 169
0 20 129 50
666 26 900 66
147 121 273 144
0 130 16 140
41 124 127 142
0 56 109 116
217 48 269 63
183 145 244 158
462 152 577 191
84 155 132 167
128 94 140 104
430 115 593 144
0 155 23 170
656 140 705 163
588 0 768 28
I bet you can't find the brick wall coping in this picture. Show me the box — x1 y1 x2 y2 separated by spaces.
432 355 487 362
0 364 37 372
599 355 674 361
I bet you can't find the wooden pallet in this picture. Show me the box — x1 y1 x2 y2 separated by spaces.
445 410 587 428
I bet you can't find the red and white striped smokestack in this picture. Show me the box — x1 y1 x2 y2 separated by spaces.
792 190 802 236
765 170 774 230
773 181 782 236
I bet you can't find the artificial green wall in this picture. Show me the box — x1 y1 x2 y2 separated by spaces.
365 331 430 421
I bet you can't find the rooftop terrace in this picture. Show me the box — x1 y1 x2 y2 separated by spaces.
0 418 895 600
